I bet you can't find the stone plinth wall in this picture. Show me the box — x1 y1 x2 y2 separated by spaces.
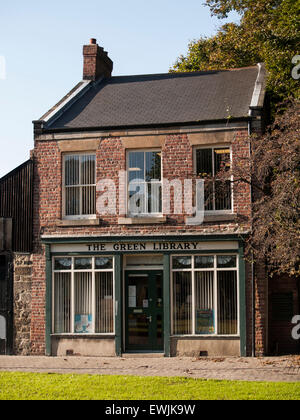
13 253 33 355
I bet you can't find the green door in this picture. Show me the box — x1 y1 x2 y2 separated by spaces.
125 270 164 352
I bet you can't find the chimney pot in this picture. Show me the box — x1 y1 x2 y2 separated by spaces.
90 38 97 45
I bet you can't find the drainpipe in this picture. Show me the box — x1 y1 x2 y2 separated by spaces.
248 111 256 357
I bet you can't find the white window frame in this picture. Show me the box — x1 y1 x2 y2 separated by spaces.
52 256 115 336
171 254 240 337
126 149 163 217
62 152 97 220
194 145 234 214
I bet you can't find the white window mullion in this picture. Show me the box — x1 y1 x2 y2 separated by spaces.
192 257 196 335
212 148 216 211
214 256 218 335
92 258 96 334
71 258 75 334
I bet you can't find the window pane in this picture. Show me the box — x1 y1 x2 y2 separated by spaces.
128 182 146 214
214 148 231 174
217 255 237 268
204 181 214 211
95 272 114 333
54 258 72 271
196 149 213 177
81 155 95 185
215 180 232 210
148 182 162 213
82 186 96 215
195 256 214 269
172 256 192 269
95 258 113 270
195 271 215 334
74 272 93 333
145 151 161 181
74 258 92 270
65 186 80 216
217 271 238 335
65 155 80 186
173 272 192 335
128 152 144 182
54 273 71 333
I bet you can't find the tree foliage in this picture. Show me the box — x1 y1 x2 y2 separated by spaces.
249 100 300 276
215 100 300 276
171 0 300 105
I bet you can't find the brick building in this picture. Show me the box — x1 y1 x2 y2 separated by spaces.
3 39 299 357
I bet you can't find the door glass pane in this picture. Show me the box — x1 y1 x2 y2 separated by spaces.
195 271 215 334
156 273 163 308
95 272 113 333
74 272 93 333
157 314 163 347
54 273 71 334
217 271 238 334
128 276 148 308
173 272 192 335
128 313 149 346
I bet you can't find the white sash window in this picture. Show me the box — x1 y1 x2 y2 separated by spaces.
127 150 162 216
63 154 96 218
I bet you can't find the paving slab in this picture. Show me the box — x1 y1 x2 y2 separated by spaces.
0 355 300 382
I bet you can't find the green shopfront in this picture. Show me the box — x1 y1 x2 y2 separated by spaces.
44 235 247 357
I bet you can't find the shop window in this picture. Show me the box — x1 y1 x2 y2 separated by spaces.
53 256 114 335
127 150 162 216
172 255 238 336
63 154 96 218
195 147 232 211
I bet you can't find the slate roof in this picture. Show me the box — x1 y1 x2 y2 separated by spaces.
44 66 262 130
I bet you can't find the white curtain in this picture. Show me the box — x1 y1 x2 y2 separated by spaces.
54 273 71 334
95 272 114 333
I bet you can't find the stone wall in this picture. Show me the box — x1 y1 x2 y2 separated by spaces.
13 253 32 355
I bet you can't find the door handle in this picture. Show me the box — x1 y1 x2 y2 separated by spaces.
147 316 152 323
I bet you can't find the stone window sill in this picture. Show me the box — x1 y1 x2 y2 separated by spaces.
118 216 167 225
184 213 237 224
56 219 100 227
203 213 237 223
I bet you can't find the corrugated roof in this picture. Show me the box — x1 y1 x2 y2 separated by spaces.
45 66 260 130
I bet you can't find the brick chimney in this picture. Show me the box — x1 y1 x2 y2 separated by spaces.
83 38 113 81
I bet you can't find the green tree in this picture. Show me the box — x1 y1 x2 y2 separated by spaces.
171 0 300 105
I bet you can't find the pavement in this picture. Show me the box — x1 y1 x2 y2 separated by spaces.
0 355 300 382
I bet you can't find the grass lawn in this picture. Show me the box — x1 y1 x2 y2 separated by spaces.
0 372 299 400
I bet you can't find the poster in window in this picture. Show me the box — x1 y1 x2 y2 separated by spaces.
196 310 215 334
75 314 93 333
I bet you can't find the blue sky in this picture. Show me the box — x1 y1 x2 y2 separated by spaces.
0 0 238 177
